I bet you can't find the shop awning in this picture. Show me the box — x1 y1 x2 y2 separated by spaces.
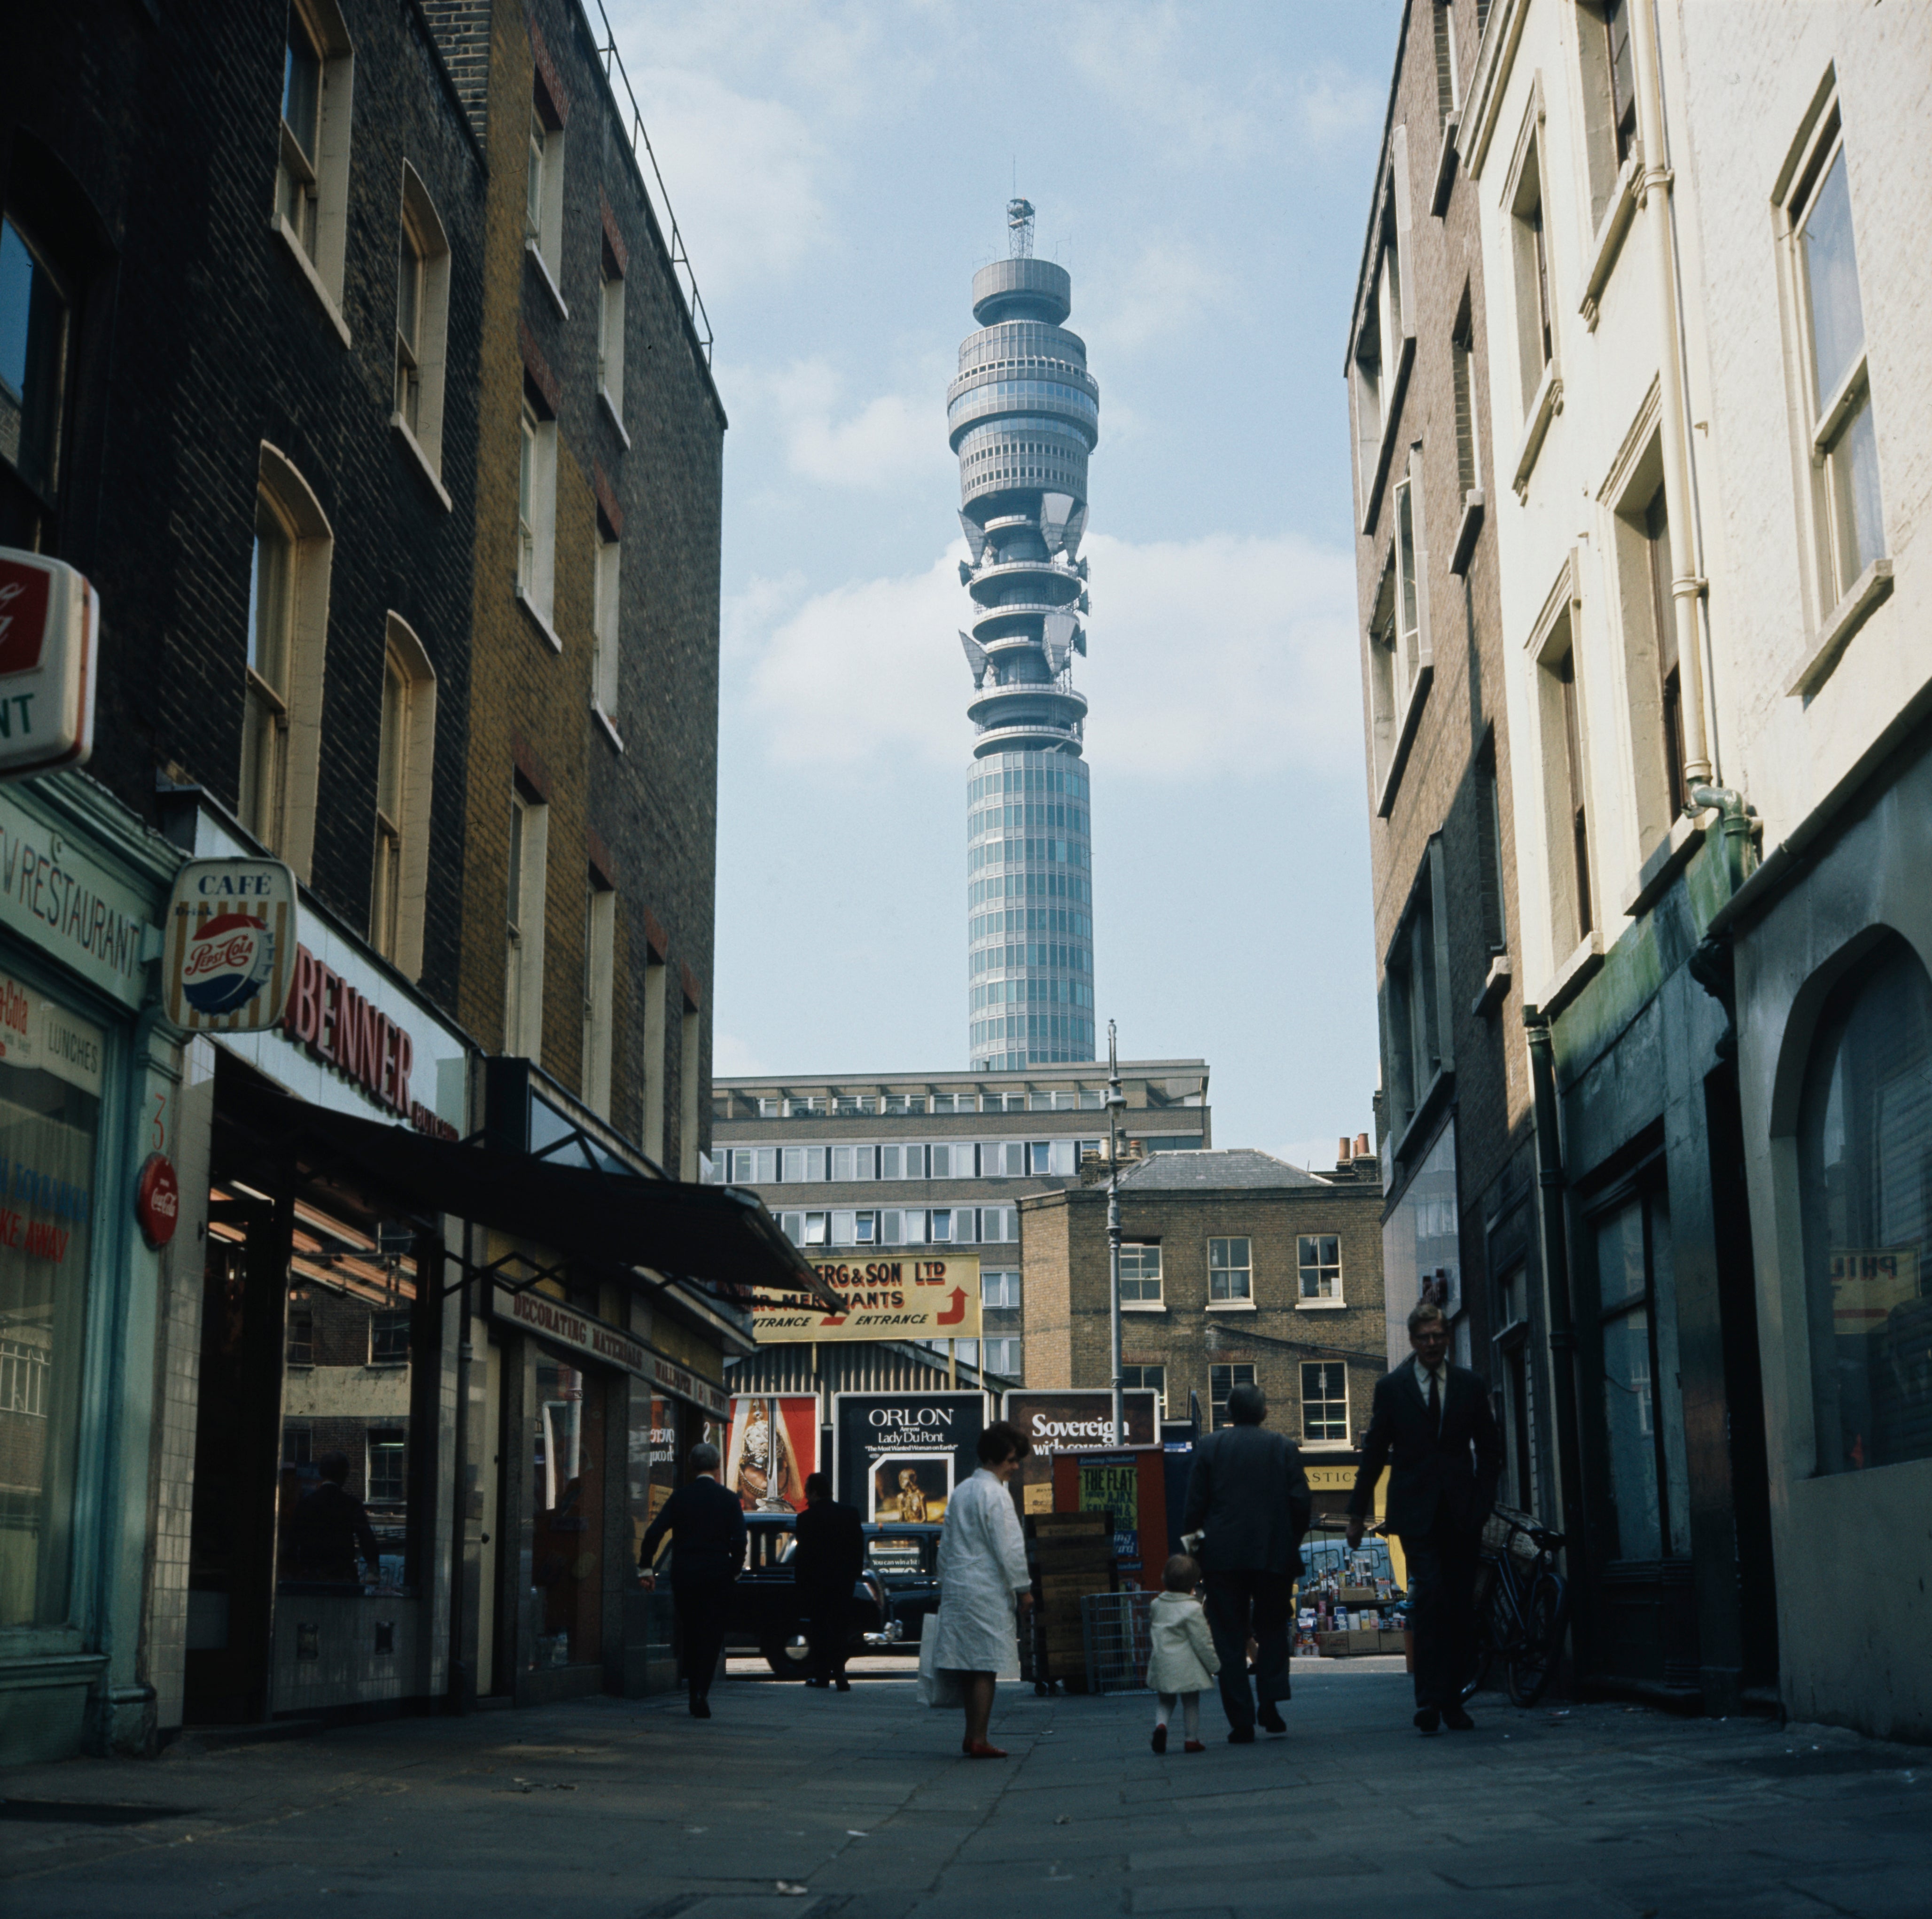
229 1082 840 1311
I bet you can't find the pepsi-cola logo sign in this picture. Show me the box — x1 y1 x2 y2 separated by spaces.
181 911 276 1015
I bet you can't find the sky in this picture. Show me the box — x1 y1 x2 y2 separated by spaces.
608 0 1404 1169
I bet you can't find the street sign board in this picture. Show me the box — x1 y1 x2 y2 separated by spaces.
0 547 97 777
749 1251 981 1344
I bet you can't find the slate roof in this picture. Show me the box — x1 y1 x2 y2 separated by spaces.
1115 1148 1330 1190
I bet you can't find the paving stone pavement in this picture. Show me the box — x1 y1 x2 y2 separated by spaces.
2 1659 1927 1918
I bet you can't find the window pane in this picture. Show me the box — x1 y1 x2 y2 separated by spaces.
0 217 68 499
1600 1305 1661 1558
1830 390 1885 593
283 32 322 160
1800 937 1932 1475
1800 148 1867 406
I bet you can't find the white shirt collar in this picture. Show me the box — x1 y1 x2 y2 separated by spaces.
1413 1355 1446 1396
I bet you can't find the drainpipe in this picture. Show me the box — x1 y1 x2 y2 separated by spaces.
1525 1013 1587 1568
1630 0 1711 795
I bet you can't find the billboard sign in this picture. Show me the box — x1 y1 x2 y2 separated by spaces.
833 1390 987 1524
162 858 297 1033
725 1394 819 1513
750 1252 981 1344
1004 1388 1161 1516
0 548 96 778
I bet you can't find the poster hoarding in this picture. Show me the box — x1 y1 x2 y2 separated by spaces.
725 1394 819 1513
751 1253 981 1344
833 1391 987 1523
1002 1388 1160 1515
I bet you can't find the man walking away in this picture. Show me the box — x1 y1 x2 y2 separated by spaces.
639 1442 748 1717
1348 1300 1504 1732
792 1470 864 1689
290 1452 382 1587
1182 1382 1312 1743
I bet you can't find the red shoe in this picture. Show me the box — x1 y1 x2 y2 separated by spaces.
1184 1740 1206 1754
962 1741 1008 1758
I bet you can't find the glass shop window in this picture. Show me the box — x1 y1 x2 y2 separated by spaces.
0 983 101 1631
529 1355 605 1671
1799 936 1932 1475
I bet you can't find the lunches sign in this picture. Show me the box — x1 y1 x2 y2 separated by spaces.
750 1252 982 1344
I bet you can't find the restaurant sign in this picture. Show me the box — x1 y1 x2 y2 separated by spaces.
750 1252 981 1345
488 1282 728 1417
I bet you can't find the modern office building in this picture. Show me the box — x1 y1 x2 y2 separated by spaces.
950 201 1099 1070
712 1061 1212 1384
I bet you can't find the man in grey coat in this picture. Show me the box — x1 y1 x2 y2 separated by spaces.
1182 1382 1313 1742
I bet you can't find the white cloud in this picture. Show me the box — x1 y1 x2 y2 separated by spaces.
726 528 1361 785
711 1032 770 1077
1081 236 1236 358
1298 62 1386 148
750 360 943 491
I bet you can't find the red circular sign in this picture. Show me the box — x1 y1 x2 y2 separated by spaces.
136 1153 180 1249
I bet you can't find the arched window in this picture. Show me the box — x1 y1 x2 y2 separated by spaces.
1798 934 1932 1475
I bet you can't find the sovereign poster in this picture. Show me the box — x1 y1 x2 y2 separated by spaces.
751 1253 981 1345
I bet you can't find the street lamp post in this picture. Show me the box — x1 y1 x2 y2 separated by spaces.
1106 1020 1125 1450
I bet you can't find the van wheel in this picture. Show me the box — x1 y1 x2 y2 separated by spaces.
763 1633 813 1679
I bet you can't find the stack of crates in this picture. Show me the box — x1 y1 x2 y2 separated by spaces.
1026 1511 1113 1693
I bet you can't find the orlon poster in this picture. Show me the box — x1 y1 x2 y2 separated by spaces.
724 1395 819 1513
750 1253 981 1344
833 1391 988 1525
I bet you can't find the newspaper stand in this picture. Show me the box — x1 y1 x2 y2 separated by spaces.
1024 1510 1113 1694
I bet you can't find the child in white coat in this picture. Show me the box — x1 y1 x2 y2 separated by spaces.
1145 1553 1219 1753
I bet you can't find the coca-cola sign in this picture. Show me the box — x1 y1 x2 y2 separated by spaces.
162 858 296 1032
0 548 97 778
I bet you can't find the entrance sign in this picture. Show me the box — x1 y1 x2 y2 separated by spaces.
750 1251 981 1344
162 858 297 1033
0 548 97 777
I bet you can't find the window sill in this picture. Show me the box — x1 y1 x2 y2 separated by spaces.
1430 109 1462 217
270 214 352 348
1299 1440 1356 1454
1392 1063 1453 1167
1121 1300 1167 1313
525 237 570 319
1529 930 1603 1023
1294 1298 1348 1311
516 588 564 655
1373 653 1434 819
390 414 452 512
1511 361 1563 501
1206 1298 1256 1313
599 386 631 449
1358 334 1416 534
592 702 625 753
1469 952 1511 1020
1449 489 1485 578
1621 808 1713 919
1578 147 1644 332
1785 557 1894 700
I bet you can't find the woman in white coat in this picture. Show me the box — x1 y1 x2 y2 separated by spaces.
927 1421 1033 1757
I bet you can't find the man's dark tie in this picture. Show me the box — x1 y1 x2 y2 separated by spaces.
1426 1367 1441 1433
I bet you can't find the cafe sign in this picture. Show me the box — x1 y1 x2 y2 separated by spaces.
0 548 96 778
162 858 297 1033
750 1252 982 1345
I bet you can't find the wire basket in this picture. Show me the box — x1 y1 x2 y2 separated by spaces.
1480 1504 1543 1568
1080 1589 1156 1695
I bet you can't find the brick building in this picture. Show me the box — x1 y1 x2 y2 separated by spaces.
1346 0 1550 1532
1018 1145 1387 1511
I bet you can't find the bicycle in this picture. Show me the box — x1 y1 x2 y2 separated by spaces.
1462 1513 1570 1708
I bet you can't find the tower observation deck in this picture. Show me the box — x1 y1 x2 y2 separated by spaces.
953 201 1098 1071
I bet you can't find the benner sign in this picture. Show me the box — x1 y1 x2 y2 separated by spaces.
751 1252 982 1345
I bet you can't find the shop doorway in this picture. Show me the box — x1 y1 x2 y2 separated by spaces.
527 1355 606 1676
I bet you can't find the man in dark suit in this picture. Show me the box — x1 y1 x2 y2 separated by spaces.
289 1452 382 1586
791 1470 865 1690
1348 1299 1504 1732
639 1441 748 1718
1182 1381 1313 1743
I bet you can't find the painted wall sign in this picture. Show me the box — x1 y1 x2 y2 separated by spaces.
278 942 455 1136
0 548 97 778
488 1281 728 1416
0 793 154 1009
750 1252 981 1344
162 858 296 1033
135 1153 180 1248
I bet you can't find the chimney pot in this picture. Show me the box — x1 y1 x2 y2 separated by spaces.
1354 1132 1371 1159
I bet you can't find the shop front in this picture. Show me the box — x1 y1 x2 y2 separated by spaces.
0 772 179 1763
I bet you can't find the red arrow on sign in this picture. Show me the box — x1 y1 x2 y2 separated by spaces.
935 1287 967 1326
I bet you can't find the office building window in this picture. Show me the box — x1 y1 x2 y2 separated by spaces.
1452 304 1479 500
273 0 353 318
1298 1235 1342 1302
286 1306 314 1368
831 1145 875 1181
598 254 625 422
282 1423 313 1466
1510 133 1555 407
1301 1363 1349 1444
1210 1363 1255 1431
982 1338 1022 1379
982 1270 1021 1308
525 78 565 291
593 532 621 721
369 616 436 977
1119 1242 1162 1306
504 781 548 1057
1209 1238 1252 1303
517 394 559 627
1433 1 1458 124
1122 1364 1166 1422
371 1310 411 1365
367 1429 407 1512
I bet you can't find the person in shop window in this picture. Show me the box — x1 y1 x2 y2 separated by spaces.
792 1471 865 1690
290 1453 382 1587
639 1441 748 1718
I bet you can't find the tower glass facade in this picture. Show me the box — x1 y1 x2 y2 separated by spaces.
953 203 1098 1069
